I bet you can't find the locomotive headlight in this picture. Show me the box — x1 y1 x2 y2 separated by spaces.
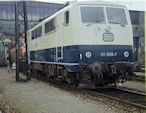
124 51 129 57
85 52 92 58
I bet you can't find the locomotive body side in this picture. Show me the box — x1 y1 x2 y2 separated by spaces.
24 1 134 88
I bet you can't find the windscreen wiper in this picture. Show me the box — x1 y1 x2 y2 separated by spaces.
110 22 125 27
86 19 105 27
95 19 104 23
110 21 121 24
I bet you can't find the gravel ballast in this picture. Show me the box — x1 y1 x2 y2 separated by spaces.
0 68 145 113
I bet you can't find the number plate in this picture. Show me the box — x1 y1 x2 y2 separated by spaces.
103 33 114 42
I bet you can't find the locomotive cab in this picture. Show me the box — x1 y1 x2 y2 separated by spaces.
72 2 134 88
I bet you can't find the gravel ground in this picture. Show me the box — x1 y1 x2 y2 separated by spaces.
134 72 145 77
118 80 145 93
0 88 19 113
0 68 145 113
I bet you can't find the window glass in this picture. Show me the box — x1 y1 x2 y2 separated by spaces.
34 29 37 38
37 26 42 37
44 8 49 17
27 7 32 21
81 7 105 24
106 7 127 25
31 26 42 39
7 5 14 20
37 28 39 38
64 11 69 25
35 8 40 20
1 5 7 19
32 30 34 39
45 18 56 34
129 11 139 25
31 7 36 21
0 4 2 19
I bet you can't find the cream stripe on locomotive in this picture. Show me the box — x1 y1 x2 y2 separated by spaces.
25 1 133 53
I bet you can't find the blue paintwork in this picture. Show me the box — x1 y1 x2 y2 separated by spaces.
30 45 133 72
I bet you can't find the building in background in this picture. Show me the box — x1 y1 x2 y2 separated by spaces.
0 1 62 65
110 0 145 65
0 0 145 66
129 10 145 65
0 1 62 41
145 11 146 70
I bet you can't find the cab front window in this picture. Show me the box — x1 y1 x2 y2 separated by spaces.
106 7 128 25
80 7 105 24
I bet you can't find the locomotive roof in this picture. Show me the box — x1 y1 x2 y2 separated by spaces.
28 1 127 32
77 1 126 8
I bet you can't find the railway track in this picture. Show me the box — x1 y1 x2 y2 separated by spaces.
89 87 146 109
37 74 146 109
27 72 146 110
130 75 145 82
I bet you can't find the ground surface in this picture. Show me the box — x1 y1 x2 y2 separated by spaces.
120 71 145 92
134 72 145 77
0 68 113 113
0 68 145 113
119 80 145 92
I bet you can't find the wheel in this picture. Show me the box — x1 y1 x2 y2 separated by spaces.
63 69 76 85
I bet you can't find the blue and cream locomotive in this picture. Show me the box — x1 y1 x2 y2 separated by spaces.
23 1 134 88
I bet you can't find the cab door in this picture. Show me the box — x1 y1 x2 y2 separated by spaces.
56 11 69 62
56 13 64 62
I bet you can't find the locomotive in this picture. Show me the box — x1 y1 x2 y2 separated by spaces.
22 1 134 88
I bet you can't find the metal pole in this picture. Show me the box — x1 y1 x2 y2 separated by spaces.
23 1 31 81
15 1 19 81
